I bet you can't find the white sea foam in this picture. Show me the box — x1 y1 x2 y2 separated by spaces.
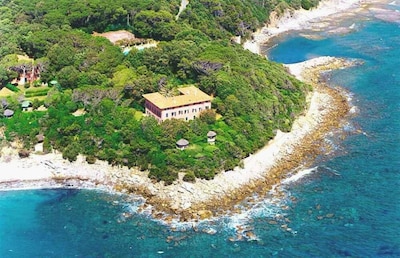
220 193 289 241
339 122 350 134
281 167 319 184
349 106 359 114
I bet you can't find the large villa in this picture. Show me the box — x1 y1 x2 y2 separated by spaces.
143 86 212 122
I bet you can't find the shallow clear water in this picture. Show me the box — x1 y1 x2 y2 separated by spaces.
1 2 400 257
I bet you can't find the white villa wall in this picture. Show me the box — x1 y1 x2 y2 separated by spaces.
160 101 211 121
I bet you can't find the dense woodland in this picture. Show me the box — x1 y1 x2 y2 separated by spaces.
0 0 319 183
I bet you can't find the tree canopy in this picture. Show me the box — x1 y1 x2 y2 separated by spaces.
0 0 319 183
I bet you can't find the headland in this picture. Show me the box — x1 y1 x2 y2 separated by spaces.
0 0 365 221
0 56 357 221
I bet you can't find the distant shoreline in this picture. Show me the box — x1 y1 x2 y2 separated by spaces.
244 0 366 54
0 0 365 221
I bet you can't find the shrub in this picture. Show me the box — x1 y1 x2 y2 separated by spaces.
43 138 52 153
149 166 178 185
62 143 79 162
199 109 216 124
5 83 20 92
86 155 97 164
183 171 196 182
31 99 42 109
25 88 50 98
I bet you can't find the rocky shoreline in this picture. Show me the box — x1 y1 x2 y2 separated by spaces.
0 56 357 222
0 0 368 222
143 57 357 221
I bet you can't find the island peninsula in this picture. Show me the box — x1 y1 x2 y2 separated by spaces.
0 0 366 221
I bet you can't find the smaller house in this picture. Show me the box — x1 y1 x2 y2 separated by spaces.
92 30 157 54
21 100 32 111
93 30 137 45
176 138 189 150
10 55 40 86
3 109 14 118
207 131 217 145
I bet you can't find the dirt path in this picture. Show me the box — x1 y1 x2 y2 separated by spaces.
176 0 189 20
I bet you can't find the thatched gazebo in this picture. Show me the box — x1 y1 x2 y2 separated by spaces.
176 138 189 150
36 133 44 143
207 131 217 145
21 100 32 111
3 109 14 118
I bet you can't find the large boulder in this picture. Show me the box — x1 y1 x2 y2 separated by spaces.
18 149 30 158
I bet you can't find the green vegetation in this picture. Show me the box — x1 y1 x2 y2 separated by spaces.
0 110 46 148
0 0 319 183
5 83 20 93
24 88 50 98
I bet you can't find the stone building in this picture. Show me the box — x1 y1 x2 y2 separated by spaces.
143 86 212 123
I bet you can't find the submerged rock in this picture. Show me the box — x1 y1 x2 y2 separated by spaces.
202 228 217 235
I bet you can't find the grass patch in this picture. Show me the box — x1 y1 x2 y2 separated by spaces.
203 145 219 153
134 110 144 120
0 87 13 97
25 87 50 98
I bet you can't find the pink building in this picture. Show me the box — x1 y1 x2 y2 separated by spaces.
143 86 212 122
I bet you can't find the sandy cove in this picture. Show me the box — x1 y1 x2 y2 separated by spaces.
0 56 356 221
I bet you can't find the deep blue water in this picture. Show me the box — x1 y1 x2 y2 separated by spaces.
1 3 400 258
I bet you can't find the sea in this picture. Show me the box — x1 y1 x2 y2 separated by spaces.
1 2 399 257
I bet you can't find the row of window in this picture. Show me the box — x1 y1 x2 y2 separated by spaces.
146 110 193 122
178 108 199 115
165 106 209 118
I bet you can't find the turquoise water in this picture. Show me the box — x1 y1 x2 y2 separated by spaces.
1 3 400 257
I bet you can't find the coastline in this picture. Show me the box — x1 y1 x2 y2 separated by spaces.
243 0 366 54
0 56 355 221
156 56 355 219
0 0 365 221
